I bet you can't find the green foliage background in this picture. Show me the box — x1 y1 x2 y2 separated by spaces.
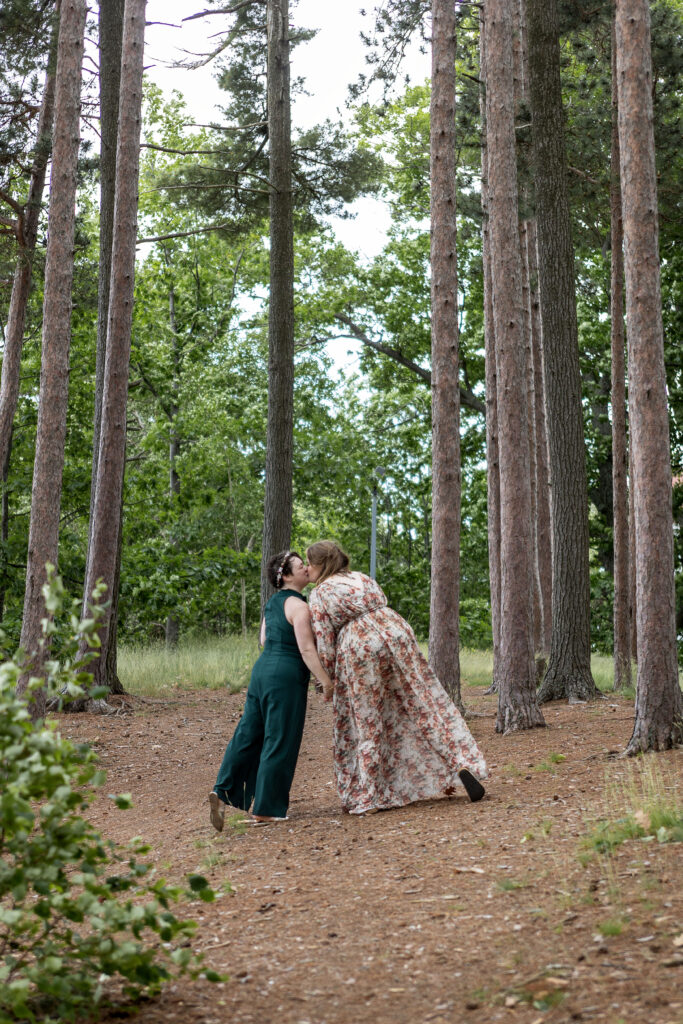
0 1 681 657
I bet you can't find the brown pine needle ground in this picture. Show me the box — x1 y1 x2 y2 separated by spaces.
58 686 682 1024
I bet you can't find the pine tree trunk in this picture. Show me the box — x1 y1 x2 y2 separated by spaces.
0 32 58 484
525 0 597 704
78 0 126 696
628 440 637 660
483 0 544 734
615 0 682 753
17 0 87 717
428 0 462 709
526 217 552 663
84 0 124 585
165 284 180 649
260 0 294 612
520 219 541 657
610 4 631 693
82 0 146 692
517 0 551 670
0 441 10 623
479 13 501 696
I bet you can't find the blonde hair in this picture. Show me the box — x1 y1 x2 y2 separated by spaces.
306 541 350 585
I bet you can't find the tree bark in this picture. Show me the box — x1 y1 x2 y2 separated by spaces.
17 0 87 717
615 0 682 752
628 438 637 661
428 0 462 709
165 283 180 649
0 24 58 485
525 0 597 704
75 0 127 697
0 438 10 623
479 13 501 696
517 0 551 669
610 2 631 693
260 0 294 612
484 0 544 734
84 0 125 581
519 217 540 656
82 0 146 691
526 217 552 662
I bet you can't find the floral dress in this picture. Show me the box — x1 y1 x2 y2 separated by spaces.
309 571 489 814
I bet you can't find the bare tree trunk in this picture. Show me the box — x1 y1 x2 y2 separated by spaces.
517 0 550 672
484 0 544 734
519 220 540 655
526 217 552 663
84 0 125 583
226 458 252 637
82 0 146 692
17 0 87 718
628 439 637 661
260 0 294 612
526 0 597 704
610 3 631 693
0 29 58 482
428 0 462 710
615 0 682 753
0 437 10 622
165 284 180 648
74 0 127 698
479 17 501 696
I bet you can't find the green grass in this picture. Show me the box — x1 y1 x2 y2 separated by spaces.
461 648 494 687
496 877 527 892
119 638 681 698
416 646 494 686
581 760 683 860
592 654 682 699
596 917 626 937
591 652 635 697
423 646 679 695
118 634 259 696
534 752 567 772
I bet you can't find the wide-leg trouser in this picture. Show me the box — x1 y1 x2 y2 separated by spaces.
214 680 307 818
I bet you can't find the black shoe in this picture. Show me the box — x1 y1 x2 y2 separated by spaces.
458 769 485 803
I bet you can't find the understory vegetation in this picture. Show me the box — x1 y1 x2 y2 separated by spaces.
0 576 220 1022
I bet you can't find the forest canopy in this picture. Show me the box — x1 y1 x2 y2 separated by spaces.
0 0 680 662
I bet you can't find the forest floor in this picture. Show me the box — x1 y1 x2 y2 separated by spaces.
56 684 682 1024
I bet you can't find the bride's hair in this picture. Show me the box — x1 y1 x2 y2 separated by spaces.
266 550 301 589
306 541 350 585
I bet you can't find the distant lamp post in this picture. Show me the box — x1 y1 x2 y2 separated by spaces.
370 466 386 579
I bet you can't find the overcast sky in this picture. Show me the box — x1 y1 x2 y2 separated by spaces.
144 1 430 258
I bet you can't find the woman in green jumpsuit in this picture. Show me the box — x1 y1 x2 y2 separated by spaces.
209 551 333 827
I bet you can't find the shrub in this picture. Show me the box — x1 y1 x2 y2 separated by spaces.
0 570 218 1023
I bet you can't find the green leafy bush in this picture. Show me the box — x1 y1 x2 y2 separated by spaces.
0 570 218 1023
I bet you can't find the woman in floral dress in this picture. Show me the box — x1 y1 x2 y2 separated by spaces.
306 541 488 815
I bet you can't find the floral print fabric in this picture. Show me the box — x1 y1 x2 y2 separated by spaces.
309 571 489 814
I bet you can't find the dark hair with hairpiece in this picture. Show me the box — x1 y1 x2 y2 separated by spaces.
266 550 302 589
306 541 350 586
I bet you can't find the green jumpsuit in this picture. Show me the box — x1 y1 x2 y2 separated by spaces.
213 589 309 818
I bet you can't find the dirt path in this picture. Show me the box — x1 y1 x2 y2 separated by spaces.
58 686 682 1024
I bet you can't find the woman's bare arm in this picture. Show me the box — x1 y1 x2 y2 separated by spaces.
286 599 334 700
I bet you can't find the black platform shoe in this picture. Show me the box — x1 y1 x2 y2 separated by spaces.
458 769 486 802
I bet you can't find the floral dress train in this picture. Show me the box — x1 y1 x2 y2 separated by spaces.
309 571 488 814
